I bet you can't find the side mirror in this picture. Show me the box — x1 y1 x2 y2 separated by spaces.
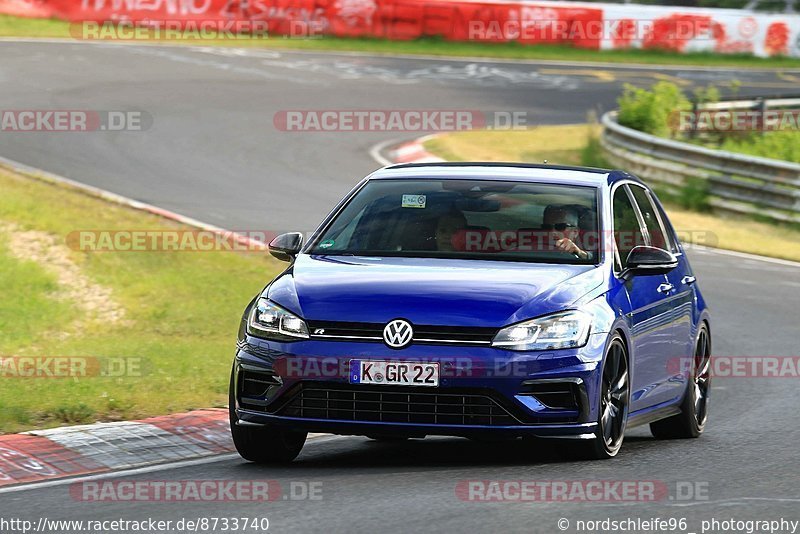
268 232 303 262
623 245 678 278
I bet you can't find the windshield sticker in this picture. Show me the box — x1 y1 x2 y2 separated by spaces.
319 239 335 249
402 194 426 209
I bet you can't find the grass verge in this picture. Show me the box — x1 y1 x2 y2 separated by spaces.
0 165 284 433
424 125 800 262
3 14 800 68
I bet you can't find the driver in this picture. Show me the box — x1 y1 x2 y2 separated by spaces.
435 209 468 252
542 205 592 261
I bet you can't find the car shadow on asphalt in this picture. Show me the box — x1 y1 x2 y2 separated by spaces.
234 433 659 472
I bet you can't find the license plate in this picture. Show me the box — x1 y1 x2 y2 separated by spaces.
349 360 439 387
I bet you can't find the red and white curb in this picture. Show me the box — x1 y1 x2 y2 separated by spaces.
387 134 444 164
0 409 232 488
0 409 329 489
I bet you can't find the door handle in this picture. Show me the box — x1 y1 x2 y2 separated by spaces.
681 275 696 285
657 283 674 294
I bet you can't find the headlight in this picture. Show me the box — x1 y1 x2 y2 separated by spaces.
248 298 309 340
492 310 591 351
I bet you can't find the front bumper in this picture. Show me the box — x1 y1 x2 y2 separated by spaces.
232 332 608 439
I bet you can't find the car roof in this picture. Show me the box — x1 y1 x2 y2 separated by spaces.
370 162 637 188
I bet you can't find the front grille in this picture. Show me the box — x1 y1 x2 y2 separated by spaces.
277 384 520 426
307 320 497 346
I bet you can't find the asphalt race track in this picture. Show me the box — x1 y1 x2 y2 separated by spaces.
4 40 800 233
1 40 800 533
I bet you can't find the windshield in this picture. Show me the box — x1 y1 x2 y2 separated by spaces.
309 179 600 264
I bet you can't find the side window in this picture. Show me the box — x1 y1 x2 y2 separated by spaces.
612 186 646 269
629 185 669 251
654 198 680 254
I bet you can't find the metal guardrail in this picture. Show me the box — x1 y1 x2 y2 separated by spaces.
600 98 800 224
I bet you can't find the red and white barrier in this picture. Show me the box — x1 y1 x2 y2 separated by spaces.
1 0 799 57
600 3 800 57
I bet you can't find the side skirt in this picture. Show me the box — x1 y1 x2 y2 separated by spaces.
627 404 682 428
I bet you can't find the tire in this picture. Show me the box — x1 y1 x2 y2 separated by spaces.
229 367 307 463
570 334 630 460
651 323 710 439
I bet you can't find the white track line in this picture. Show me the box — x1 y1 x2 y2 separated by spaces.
0 154 266 249
1 37 798 72
368 138 401 167
582 496 800 508
0 454 240 495
685 243 800 268
0 435 342 495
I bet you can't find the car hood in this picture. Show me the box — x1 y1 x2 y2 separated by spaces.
267 254 605 327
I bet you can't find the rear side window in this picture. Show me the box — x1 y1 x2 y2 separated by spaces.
612 186 646 268
628 185 670 251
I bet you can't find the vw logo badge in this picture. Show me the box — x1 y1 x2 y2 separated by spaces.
383 319 413 349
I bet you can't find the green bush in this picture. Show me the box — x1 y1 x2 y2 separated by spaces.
617 81 691 138
693 84 721 106
678 177 712 212
616 80 800 164
720 131 800 164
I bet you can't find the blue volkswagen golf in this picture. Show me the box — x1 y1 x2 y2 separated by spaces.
230 163 711 461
